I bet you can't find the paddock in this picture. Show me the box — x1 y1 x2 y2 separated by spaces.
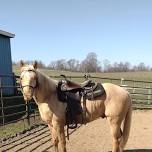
1 76 152 152
0 110 152 152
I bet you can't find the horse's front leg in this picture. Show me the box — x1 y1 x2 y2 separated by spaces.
48 124 59 152
52 120 67 152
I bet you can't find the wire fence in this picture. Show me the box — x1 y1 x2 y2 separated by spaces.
0 74 152 138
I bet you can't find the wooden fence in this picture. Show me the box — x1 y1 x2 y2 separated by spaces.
0 74 152 128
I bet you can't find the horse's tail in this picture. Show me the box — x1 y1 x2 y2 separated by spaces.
120 95 132 149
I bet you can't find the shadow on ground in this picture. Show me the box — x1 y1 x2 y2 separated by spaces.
125 149 152 152
109 150 152 152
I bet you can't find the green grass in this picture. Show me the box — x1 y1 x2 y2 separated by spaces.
14 65 152 81
0 114 41 139
0 121 29 139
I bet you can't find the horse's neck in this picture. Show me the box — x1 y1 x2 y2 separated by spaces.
33 71 57 103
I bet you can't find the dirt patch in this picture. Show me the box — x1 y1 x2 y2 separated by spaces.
1 110 152 152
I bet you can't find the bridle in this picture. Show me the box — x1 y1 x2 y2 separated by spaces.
20 69 38 91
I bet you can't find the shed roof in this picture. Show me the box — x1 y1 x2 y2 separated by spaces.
0 30 15 38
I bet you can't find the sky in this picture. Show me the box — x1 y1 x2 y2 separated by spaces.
0 0 152 66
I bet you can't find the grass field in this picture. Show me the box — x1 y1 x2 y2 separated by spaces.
13 65 152 81
0 121 29 138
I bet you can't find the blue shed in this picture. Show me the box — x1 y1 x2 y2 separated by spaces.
0 30 15 95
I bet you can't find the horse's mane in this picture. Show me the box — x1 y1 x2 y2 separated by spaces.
36 70 58 93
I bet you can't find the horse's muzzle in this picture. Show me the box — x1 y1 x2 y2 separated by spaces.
23 94 33 101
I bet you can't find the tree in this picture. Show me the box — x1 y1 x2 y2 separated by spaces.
67 59 79 71
36 60 46 68
123 62 131 72
103 59 111 72
137 62 149 71
56 59 67 71
81 52 101 72
48 61 57 70
138 62 145 71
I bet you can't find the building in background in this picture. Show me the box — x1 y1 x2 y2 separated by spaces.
0 30 15 95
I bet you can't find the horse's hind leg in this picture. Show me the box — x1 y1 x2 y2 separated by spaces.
107 117 122 152
48 124 59 152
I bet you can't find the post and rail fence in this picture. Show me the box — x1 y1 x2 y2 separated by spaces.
0 74 152 129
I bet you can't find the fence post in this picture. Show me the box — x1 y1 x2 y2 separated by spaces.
148 87 152 105
133 80 135 94
121 78 126 87
121 78 123 86
0 77 5 125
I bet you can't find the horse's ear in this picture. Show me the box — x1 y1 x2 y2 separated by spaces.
33 61 38 69
20 60 24 67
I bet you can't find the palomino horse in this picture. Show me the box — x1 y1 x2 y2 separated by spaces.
20 61 132 152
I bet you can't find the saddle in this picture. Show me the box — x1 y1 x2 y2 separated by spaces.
59 75 92 92
57 75 105 130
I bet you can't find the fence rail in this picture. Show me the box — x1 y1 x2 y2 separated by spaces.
0 74 37 128
0 74 152 131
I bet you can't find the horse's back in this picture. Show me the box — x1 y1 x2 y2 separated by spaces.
102 83 129 98
103 83 131 117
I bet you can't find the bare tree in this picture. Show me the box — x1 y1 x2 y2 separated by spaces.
123 62 131 72
56 59 67 71
103 61 131 72
137 62 150 71
67 59 79 71
13 51 152 72
103 59 111 72
37 60 46 68
48 61 57 70
81 52 101 72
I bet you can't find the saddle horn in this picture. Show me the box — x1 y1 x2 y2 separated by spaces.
60 74 67 80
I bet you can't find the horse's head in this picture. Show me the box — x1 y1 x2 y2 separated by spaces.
20 60 38 101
